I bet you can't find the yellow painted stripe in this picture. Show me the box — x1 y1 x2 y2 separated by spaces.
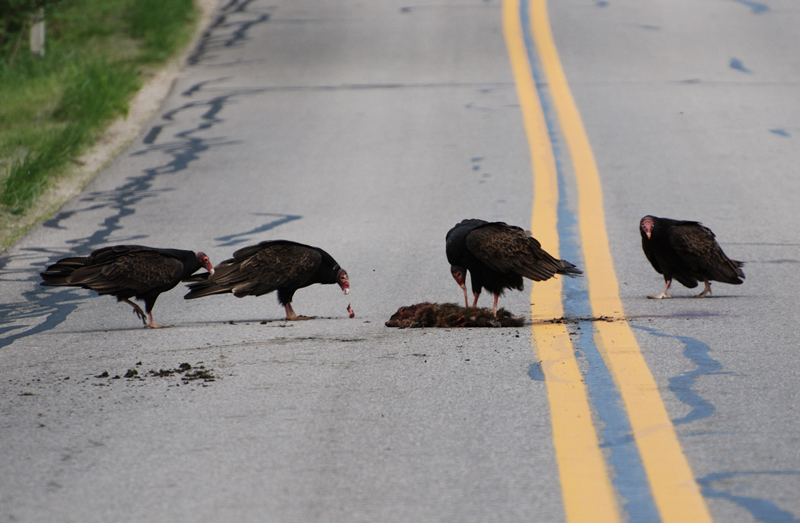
527 1 713 521
502 2 620 522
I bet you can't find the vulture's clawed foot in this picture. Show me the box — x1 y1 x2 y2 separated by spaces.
145 312 170 328
695 281 712 298
284 315 314 321
124 299 148 325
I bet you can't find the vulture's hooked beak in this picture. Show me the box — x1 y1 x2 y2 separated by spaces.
641 219 654 239
450 266 469 309
450 266 467 290
340 280 350 295
199 253 215 276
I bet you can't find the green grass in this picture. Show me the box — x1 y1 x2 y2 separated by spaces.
0 0 199 215
1 57 141 212
128 0 197 63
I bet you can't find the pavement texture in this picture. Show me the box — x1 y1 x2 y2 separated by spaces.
2 0 800 522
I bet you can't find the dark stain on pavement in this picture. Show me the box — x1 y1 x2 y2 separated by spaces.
697 471 800 522
187 0 271 66
633 324 730 425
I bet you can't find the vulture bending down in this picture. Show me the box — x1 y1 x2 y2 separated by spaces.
184 240 349 320
446 219 582 313
40 245 214 328
639 215 745 299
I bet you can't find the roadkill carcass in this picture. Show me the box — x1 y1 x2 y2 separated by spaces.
385 302 524 329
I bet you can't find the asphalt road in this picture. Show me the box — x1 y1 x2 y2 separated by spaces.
2 0 800 522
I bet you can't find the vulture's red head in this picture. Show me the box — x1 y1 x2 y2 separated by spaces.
640 216 655 240
450 265 467 290
196 252 215 276
337 269 350 295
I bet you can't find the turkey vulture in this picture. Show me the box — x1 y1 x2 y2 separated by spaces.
40 245 214 328
446 219 582 313
183 240 350 320
639 215 745 299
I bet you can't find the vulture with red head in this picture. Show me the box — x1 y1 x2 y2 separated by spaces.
639 215 745 299
183 240 349 320
446 219 582 313
40 245 214 328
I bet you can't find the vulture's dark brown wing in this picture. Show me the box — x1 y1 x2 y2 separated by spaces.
210 243 322 297
465 223 565 282
670 224 745 282
64 250 185 295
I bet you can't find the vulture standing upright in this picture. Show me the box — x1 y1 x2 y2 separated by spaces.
639 215 745 299
446 219 582 313
40 245 214 328
183 240 349 320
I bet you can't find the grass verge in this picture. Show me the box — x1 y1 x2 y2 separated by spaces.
2 58 141 213
0 0 199 247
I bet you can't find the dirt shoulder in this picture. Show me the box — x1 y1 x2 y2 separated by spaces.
0 0 221 253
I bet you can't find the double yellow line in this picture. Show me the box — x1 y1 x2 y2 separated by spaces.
503 0 713 521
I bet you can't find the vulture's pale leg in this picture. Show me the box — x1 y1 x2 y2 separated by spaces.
695 279 712 298
283 303 310 321
491 294 499 315
472 292 480 308
145 311 171 329
648 279 673 299
122 298 148 325
284 303 298 321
